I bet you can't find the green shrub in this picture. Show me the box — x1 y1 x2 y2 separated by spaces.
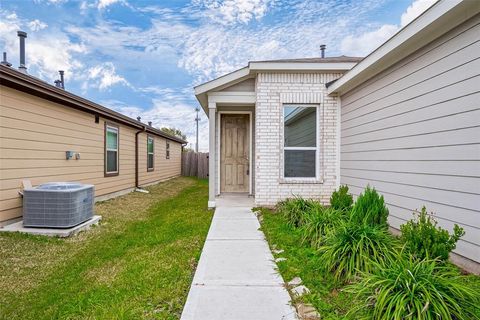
330 185 353 212
277 197 318 228
400 206 465 262
347 254 479 320
300 206 345 248
318 221 397 281
350 186 388 227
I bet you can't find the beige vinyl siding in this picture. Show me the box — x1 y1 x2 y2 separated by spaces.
137 133 182 186
0 86 136 223
339 15 480 264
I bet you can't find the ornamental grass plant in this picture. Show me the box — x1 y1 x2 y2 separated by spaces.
300 206 346 248
318 221 398 281
347 253 480 320
277 196 319 228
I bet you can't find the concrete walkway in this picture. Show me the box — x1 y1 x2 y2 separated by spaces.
181 196 297 320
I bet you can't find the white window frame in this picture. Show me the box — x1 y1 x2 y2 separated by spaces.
147 136 154 171
166 140 170 159
105 124 119 176
282 104 320 182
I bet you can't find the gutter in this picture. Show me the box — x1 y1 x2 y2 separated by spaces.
135 125 146 188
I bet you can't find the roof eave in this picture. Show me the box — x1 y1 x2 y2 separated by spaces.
0 65 187 144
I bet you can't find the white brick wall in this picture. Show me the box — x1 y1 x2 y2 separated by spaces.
254 72 343 206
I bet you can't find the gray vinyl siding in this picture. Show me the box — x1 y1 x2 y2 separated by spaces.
339 14 480 264
284 110 316 147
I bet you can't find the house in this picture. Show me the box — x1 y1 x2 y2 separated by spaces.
195 0 479 272
0 58 186 226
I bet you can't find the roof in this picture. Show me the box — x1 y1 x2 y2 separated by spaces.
328 0 480 95
0 65 187 144
194 56 361 112
251 56 363 63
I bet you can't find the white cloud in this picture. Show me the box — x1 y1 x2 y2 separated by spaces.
33 0 67 4
340 0 437 58
85 62 129 90
341 24 398 56
97 0 123 10
193 0 274 24
401 0 437 27
28 19 48 31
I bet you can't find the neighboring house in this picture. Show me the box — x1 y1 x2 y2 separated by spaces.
195 0 479 273
0 64 186 226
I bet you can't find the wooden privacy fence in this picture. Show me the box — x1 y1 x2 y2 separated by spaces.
182 151 209 178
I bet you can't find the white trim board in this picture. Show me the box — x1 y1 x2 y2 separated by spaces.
208 92 256 105
249 61 356 71
216 111 253 196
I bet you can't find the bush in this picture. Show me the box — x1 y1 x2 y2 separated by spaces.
350 186 388 227
277 197 318 228
400 206 465 262
318 221 397 281
300 206 345 248
330 185 353 212
347 254 479 320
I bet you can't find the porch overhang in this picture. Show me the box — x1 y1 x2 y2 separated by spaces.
207 92 256 106
194 60 358 115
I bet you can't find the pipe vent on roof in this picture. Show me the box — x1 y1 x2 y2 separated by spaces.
17 31 27 73
54 70 65 89
59 70 65 89
148 121 152 126
1 52 12 67
320 44 326 58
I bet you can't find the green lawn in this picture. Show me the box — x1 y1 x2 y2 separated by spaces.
0 177 212 320
259 207 354 320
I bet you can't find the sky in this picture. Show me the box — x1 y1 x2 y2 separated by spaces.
0 0 436 151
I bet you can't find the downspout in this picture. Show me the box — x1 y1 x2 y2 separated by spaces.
135 125 146 189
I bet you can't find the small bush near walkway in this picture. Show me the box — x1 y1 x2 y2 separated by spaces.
401 206 465 262
329 185 353 212
0 177 212 320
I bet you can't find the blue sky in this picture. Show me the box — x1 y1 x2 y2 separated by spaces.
0 0 435 150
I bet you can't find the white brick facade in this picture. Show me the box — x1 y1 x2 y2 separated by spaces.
254 72 343 206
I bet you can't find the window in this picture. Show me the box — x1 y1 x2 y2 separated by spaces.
283 105 317 178
105 124 119 176
147 136 154 171
166 141 170 159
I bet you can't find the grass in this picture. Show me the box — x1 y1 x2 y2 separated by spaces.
258 207 354 320
0 177 212 320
